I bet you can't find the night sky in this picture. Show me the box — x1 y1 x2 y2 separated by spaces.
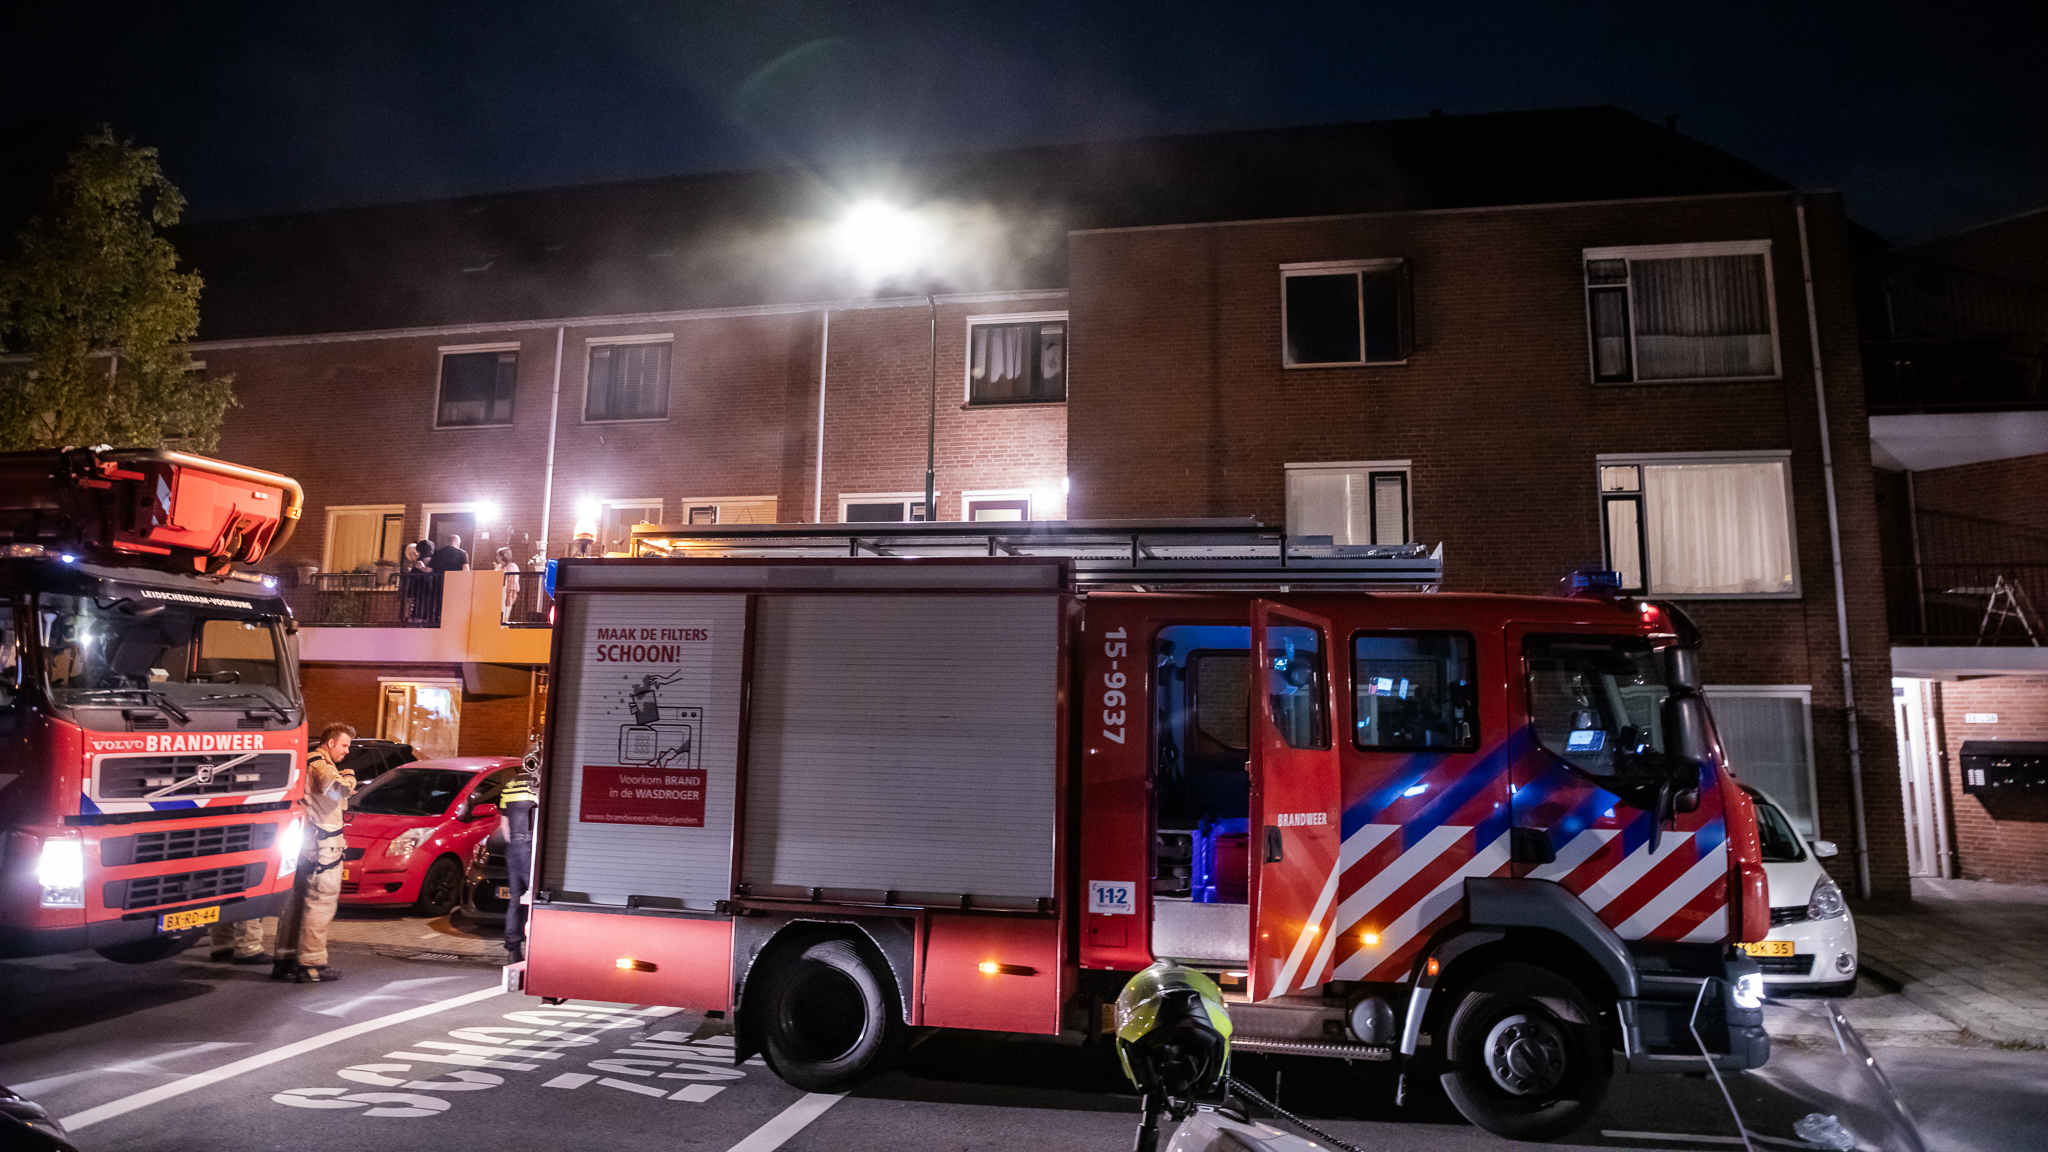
5 1 2043 245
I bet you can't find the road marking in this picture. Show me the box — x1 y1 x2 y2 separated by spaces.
59 984 504 1130
544 1073 597 1089
725 1092 846 1152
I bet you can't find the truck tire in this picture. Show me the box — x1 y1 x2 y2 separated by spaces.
96 930 201 964
758 937 906 1091
413 857 464 917
1438 962 1611 1142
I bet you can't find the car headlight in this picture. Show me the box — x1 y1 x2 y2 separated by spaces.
1732 971 1765 1010
277 818 304 866
38 835 85 907
387 827 432 858
1807 875 1847 921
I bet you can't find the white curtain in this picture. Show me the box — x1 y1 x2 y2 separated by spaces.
971 325 1029 399
1631 254 1775 380
326 511 382 572
1286 469 1366 546
1705 693 1813 833
1644 462 1794 594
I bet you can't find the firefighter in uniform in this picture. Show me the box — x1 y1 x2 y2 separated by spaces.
272 723 357 983
501 743 540 963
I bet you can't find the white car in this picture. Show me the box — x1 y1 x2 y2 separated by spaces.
1743 785 1857 997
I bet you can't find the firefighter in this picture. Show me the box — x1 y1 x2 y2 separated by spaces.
501 741 540 963
207 915 270 964
272 722 357 983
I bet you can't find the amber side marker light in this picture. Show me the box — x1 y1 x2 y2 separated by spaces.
1360 932 1381 947
617 958 658 972
1426 958 1440 977
978 962 1035 976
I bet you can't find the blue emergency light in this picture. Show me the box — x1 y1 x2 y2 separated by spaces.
1566 569 1622 596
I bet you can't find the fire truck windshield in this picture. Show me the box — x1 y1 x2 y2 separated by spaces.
35 593 294 716
1525 636 1672 777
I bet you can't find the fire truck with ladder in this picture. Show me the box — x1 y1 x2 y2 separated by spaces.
521 520 1772 1141
0 448 308 964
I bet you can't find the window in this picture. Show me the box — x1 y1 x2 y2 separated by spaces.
598 500 662 554
1263 622 1328 750
1584 243 1779 383
1705 686 1818 836
1282 260 1411 367
967 313 1066 404
1525 635 1672 778
679 497 777 526
1285 461 1410 546
1 602 19 709
1353 633 1477 751
324 505 407 573
586 338 672 422
840 493 929 523
1598 452 1797 597
964 493 1031 522
436 345 519 427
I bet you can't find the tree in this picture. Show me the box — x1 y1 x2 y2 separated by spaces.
0 129 233 452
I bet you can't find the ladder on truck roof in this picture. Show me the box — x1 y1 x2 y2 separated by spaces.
625 519 1442 591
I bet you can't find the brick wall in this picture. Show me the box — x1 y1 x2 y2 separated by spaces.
1936 676 2048 883
1066 190 1908 898
301 663 539 759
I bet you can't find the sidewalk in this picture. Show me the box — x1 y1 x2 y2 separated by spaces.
1853 876 2048 1047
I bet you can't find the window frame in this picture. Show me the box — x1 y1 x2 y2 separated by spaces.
1283 460 1413 547
595 498 663 554
838 492 930 523
1280 258 1412 369
1582 241 1782 386
323 504 408 573
1595 449 1800 600
1702 684 1819 837
1348 630 1480 753
676 496 778 527
963 310 1068 407
582 333 675 425
962 490 1033 523
434 342 521 430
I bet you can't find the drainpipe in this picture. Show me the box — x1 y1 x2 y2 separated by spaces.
1796 194 1873 901
924 295 937 522
814 310 830 524
537 326 565 558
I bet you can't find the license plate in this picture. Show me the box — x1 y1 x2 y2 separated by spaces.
161 905 221 932
496 886 511 900
1741 940 1795 957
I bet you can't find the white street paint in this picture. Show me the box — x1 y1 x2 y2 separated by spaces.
724 1092 847 1152
10 1042 251 1098
58 984 505 1130
337 1065 504 1090
272 1087 452 1117
313 974 474 1018
544 1073 597 1089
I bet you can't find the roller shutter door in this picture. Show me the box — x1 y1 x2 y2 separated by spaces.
742 593 1059 904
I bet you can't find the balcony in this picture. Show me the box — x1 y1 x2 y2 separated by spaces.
287 571 551 667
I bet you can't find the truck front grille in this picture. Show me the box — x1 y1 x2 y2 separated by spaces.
104 863 266 911
95 752 294 800
101 822 276 866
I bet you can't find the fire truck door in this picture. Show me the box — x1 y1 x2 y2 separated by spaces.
1247 601 1343 1001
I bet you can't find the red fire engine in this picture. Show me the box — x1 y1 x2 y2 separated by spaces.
0 448 308 963
524 522 1771 1140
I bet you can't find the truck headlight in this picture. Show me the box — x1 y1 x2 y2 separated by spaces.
1807 876 1847 921
387 827 432 858
39 836 85 908
1732 972 1765 1010
277 818 304 867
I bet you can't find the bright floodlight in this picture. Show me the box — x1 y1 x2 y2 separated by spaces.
575 497 602 521
834 200 933 281
473 499 501 524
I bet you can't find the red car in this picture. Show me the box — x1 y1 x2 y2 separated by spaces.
340 757 518 916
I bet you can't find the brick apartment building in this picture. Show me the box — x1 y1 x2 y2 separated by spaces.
1866 206 2048 884
179 107 1914 900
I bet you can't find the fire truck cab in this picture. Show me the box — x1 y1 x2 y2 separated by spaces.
525 522 1770 1142
0 448 308 963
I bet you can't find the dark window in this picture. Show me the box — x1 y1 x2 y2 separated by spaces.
587 343 671 422
844 501 927 522
1264 623 1329 750
437 351 517 427
1524 636 1671 777
1283 263 1411 366
1352 633 1476 750
349 767 472 816
1745 787 1807 863
968 321 1065 404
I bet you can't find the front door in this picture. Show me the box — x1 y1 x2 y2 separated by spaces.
1248 601 1343 1001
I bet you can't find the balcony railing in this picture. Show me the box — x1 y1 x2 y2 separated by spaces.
282 570 443 628
1863 335 2047 413
500 571 552 628
1885 563 2047 646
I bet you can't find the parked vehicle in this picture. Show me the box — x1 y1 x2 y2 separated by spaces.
340 757 517 916
337 737 417 784
461 822 512 921
1744 785 1857 997
522 522 1773 1142
0 448 306 963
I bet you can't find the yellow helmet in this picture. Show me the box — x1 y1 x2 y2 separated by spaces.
1115 961 1233 1099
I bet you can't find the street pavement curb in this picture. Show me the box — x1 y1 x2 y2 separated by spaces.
1858 952 2048 1048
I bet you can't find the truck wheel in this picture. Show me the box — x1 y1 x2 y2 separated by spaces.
96 931 201 964
414 857 464 917
1438 962 1611 1141
758 938 905 1091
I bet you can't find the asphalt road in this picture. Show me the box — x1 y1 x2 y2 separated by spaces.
1 926 2039 1152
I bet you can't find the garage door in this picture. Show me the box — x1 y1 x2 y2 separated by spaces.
742 593 1060 906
